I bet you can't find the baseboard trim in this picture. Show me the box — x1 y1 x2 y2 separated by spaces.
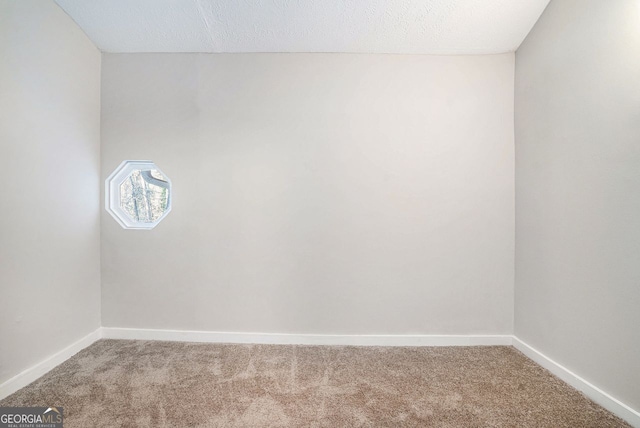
513 337 640 427
0 328 102 400
4 329 636 427
101 327 513 347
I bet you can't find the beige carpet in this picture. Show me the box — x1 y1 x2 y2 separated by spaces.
0 340 629 427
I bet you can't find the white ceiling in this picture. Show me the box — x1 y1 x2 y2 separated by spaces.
54 0 550 54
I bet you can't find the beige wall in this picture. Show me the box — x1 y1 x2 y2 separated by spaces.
0 1 101 384
515 0 640 411
101 53 515 335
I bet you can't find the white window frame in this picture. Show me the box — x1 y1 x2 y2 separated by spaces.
105 160 172 230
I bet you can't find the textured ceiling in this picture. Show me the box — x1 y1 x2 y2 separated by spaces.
54 0 550 54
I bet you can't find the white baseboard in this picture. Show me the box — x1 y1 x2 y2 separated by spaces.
3 328 636 427
0 328 102 400
513 337 640 428
101 327 513 347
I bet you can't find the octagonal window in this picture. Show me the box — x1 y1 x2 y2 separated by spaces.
106 161 172 229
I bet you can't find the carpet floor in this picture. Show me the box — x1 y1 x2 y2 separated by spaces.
0 339 630 427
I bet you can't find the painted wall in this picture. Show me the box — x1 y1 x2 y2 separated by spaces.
0 0 101 385
101 53 514 335
515 0 640 411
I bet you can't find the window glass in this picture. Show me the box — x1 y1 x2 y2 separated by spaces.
119 170 170 223
105 161 172 230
